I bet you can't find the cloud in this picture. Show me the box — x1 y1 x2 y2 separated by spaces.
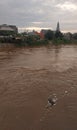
56 2 77 12
18 26 51 32
0 0 77 32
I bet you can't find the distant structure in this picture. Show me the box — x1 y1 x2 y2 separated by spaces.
56 22 60 32
28 30 37 36
64 32 72 40
41 29 48 35
0 24 18 36
28 30 44 39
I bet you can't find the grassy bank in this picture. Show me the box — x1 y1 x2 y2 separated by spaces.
0 37 77 48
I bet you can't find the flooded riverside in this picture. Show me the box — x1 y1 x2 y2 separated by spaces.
0 44 77 130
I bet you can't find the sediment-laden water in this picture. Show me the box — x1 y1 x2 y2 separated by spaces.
0 44 77 130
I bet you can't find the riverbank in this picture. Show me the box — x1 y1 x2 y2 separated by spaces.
0 38 77 49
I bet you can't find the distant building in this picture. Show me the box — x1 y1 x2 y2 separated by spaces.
0 24 18 36
41 29 48 35
28 30 44 39
28 30 37 36
64 32 72 40
56 22 60 32
35 31 44 39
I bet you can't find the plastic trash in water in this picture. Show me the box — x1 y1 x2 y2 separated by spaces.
46 95 58 108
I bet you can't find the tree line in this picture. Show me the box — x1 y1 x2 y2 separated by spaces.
0 29 77 46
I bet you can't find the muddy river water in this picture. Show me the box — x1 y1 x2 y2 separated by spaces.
0 45 77 130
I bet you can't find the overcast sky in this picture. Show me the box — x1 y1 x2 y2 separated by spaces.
0 0 77 32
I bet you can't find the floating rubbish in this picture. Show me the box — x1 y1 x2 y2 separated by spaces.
65 91 68 94
46 96 58 108
48 98 55 106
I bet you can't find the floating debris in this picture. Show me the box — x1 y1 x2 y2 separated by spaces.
48 98 55 106
46 95 58 108
65 90 68 94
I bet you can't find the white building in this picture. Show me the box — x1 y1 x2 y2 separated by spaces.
0 24 18 35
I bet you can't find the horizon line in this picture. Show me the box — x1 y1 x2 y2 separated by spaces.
18 27 77 34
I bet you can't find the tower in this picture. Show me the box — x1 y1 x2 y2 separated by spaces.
56 22 60 32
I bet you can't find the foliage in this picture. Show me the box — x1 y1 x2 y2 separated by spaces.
72 33 77 39
1 29 77 47
52 37 73 45
54 31 63 39
0 30 17 36
45 30 54 40
26 35 48 46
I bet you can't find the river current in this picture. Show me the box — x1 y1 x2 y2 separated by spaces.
0 44 77 130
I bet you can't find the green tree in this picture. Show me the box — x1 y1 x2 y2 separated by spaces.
72 33 77 40
55 31 63 39
45 30 54 40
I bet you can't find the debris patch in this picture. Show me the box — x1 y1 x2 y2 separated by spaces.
47 96 58 108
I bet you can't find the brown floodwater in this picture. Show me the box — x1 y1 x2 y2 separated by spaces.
0 44 77 130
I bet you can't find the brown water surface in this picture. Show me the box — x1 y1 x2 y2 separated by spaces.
0 45 77 130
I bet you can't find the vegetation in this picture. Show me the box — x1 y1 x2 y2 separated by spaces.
0 30 17 36
45 30 54 40
0 27 77 47
72 33 77 40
